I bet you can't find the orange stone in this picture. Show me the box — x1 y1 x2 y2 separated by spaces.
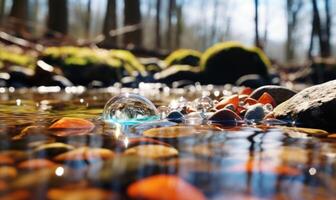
0 155 14 165
215 95 239 110
54 147 115 162
229 160 300 176
18 159 57 170
258 92 276 107
127 175 206 200
244 98 258 106
240 87 253 95
49 117 95 130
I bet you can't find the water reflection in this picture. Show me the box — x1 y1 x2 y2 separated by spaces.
0 88 335 199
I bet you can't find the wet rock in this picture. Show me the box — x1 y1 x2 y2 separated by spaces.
236 74 269 89
11 166 78 189
280 127 329 138
0 155 14 166
123 145 178 159
208 109 242 125
0 166 17 179
249 85 296 105
244 104 265 122
127 175 206 200
166 111 184 123
18 159 57 170
33 143 75 158
54 147 115 163
89 156 160 187
49 117 95 130
273 80 336 132
215 95 239 110
201 42 271 85
165 49 202 67
47 188 118 200
143 126 198 139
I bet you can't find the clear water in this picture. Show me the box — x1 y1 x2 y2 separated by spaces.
0 88 335 199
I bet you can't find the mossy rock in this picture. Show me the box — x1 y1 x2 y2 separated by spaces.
200 42 271 84
41 47 147 86
154 64 201 85
165 49 202 67
0 47 36 69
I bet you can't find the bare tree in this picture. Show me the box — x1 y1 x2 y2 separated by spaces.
286 0 303 61
254 0 261 48
211 0 219 44
103 0 117 44
166 0 175 50
47 0 68 34
123 0 142 47
0 0 5 24
309 0 330 58
155 0 161 49
175 1 183 49
85 0 91 38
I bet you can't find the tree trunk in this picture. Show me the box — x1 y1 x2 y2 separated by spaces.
211 0 219 44
0 0 5 24
123 0 142 47
166 0 175 50
9 0 28 20
47 0 68 34
85 0 91 38
175 3 183 49
324 0 331 57
155 0 161 49
103 0 117 44
254 0 261 48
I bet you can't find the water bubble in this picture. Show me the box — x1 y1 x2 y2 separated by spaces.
169 97 188 111
103 93 159 125
193 96 213 118
157 106 169 120
263 103 273 114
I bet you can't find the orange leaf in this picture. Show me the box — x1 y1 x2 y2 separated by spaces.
127 175 206 200
244 98 258 106
258 92 276 107
49 117 95 130
240 87 253 95
215 95 239 110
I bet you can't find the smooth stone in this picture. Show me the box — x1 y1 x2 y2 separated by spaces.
88 156 160 187
47 188 117 200
33 143 75 158
123 145 178 159
0 166 17 179
143 126 198 139
12 125 49 140
249 85 296 105
280 127 329 138
208 108 242 125
244 103 265 122
54 147 115 163
127 175 206 200
0 155 15 166
18 159 57 170
166 111 184 123
49 117 95 130
273 80 336 131
11 166 77 189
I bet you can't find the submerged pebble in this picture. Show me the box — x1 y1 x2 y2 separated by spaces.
124 145 178 159
244 103 265 122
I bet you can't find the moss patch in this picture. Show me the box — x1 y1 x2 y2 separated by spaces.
165 49 202 67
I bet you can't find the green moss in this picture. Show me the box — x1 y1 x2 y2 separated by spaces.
0 48 36 69
154 64 200 80
42 47 146 76
200 41 271 71
165 49 202 67
110 50 147 76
